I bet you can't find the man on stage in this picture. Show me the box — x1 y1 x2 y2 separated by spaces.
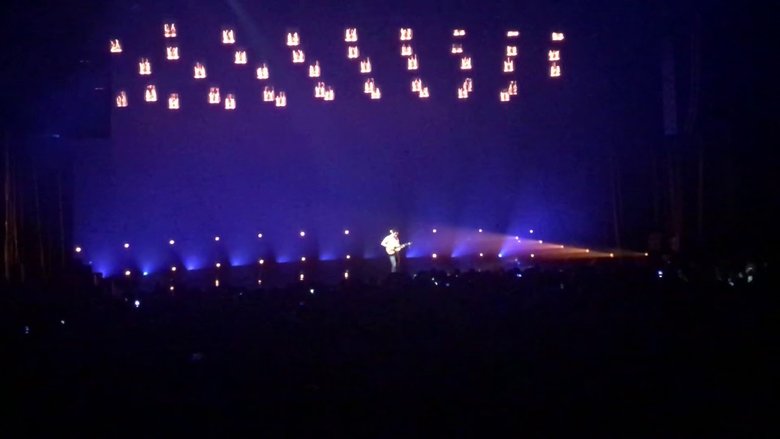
380 229 407 273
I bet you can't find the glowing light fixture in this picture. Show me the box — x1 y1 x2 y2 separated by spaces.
208 87 221 104
299 230 306 237
453 29 466 37
194 62 207 79
301 257 306 262
344 229 350 235
257 233 263 239
432 253 438 259
286 32 300 47
224 93 236 110
401 44 413 57
169 239 175 245
215 262 221 268
308 61 320 77
75 246 82 253
214 236 221 241
552 32 565 41
503 58 514 73
234 50 247 64
110 39 122 53
370 87 381 99
166 46 179 60
123 243 130 249
506 45 518 57
168 93 180 110
550 64 561 78
548 50 560 62
258 259 265 265
345 28 358 42
360 58 371 73
275 91 287 107
256 64 269 80
419 86 429 98
222 29 235 44
171 266 177 272
411 78 422 93
407 55 418 70
508 80 518 96
138 58 151 75
124 270 131 277
292 49 305 64
115 91 128 108
163 23 177 38
500 90 510 102
364 78 376 94
263 86 275 102
145 85 157 102
460 56 472 70
507 30 520 38
347 46 359 59
451 44 463 55
400 28 413 41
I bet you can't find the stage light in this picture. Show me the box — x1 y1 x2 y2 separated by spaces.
234 50 247 64
432 228 437 233
215 279 220 287
115 91 128 108
360 58 371 73
530 253 535 258
144 85 157 102
309 288 315 294
503 58 514 73
400 28 413 41
479 253 484 257
315 82 326 98
308 61 320 77
401 44 413 57
171 266 177 272
644 253 649 257
299 273 305 282
585 249 590 253
169 239 175 245
134 299 141 308
345 28 358 42
460 56 472 70
257 233 263 239
500 89 510 102
432 253 438 259
286 32 300 47
508 81 518 95
478 229 483 233
166 46 179 60
464 78 473 92
258 259 265 265
222 29 235 44
214 236 221 241
507 30 520 38
124 243 130 249
609 253 615 258
208 87 221 104
263 86 275 102
506 45 518 57
346 254 351 260
344 270 349 279
529 229 534 234
364 78 375 94
498 253 503 258
411 78 422 92
344 229 350 235
143 271 149 276
75 246 82 253
257 279 262 285
419 86 429 98
275 92 287 107
453 29 466 37
168 93 180 110
301 257 306 262
216 262 221 268
292 49 305 64
299 230 306 237
125 270 131 277
164 23 177 38
548 50 561 62
538 240 543 244
657 270 663 278
256 64 269 80
457 87 468 99
138 58 151 75
370 87 381 99
451 44 463 54
552 32 565 41
194 63 207 79
550 64 561 77
344 46 359 60
407 55 418 70
515 235 520 240
224 94 236 110
110 39 122 53
323 87 335 101
170 285 175 291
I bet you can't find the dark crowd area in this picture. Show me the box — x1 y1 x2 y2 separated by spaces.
2 257 777 436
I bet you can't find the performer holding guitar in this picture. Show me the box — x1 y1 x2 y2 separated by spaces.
380 229 411 273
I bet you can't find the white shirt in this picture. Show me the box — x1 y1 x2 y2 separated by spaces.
381 233 400 253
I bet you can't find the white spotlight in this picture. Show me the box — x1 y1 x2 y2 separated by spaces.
344 229 350 235
478 229 483 233
299 231 306 237
301 257 306 262
75 246 82 253
123 243 130 249
124 270 131 277
432 253 438 259
171 266 177 272
257 233 263 239
258 259 265 265
432 228 437 234
214 236 221 242
216 262 221 268
346 254 351 260
479 253 484 257
169 239 175 245
529 229 534 234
